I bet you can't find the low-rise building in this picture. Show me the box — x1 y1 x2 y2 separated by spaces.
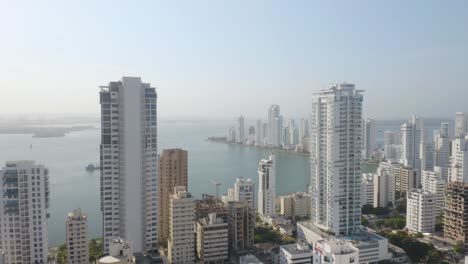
98 238 135 264
239 254 264 264
297 222 392 264
313 239 359 264
279 192 311 218
279 243 313 264
196 212 228 263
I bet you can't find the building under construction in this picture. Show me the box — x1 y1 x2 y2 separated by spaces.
444 181 468 252
195 194 228 222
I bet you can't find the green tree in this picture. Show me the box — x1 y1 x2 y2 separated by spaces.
362 204 373 214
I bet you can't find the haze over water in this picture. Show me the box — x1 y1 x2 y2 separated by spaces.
0 119 444 246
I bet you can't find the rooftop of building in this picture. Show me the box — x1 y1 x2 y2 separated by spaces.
281 243 312 254
342 228 386 244
297 221 333 239
239 253 264 263
66 209 88 221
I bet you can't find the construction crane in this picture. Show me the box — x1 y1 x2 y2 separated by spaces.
210 180 222 200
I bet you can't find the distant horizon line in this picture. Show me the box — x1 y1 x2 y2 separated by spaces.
0 113 457 123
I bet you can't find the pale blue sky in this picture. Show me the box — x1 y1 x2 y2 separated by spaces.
0 0 467 120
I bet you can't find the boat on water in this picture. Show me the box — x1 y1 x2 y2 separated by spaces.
85 164 100 172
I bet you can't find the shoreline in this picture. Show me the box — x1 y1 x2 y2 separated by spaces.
206 137 310 156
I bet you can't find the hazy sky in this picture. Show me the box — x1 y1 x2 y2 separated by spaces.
0 0 467 120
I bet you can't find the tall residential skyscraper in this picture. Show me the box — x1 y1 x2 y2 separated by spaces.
255 119 263 145
310 83 363 236
0 161 50 264
158 149 188 244
237 115 245 144
299 118 309 143
288 119 298 145
168 186 195 264
227 127 236 142
420 140 434 172
66 209 89 264
400 115 424 174
362 118 376 160
455 112 468 138
268 105 280 146
99 77 158 253
384 131 401 162
258 154 276 217
434 122 451 177
449 137 468 182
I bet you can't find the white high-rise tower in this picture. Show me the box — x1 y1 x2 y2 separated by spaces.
400 115 424 174
258 154 276 217
362 118 376 160
310 83 363 236
255 119 263 146
455 112 468 138
237 115 245 143
0 161 50 264
268 105 280 146
99 77 158 253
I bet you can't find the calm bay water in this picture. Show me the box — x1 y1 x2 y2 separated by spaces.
0 121 310 246
0 119 446 246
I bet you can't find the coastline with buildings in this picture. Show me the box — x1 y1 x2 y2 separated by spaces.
1 78 466 264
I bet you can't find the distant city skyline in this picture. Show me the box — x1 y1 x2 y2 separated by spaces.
0 1 467 119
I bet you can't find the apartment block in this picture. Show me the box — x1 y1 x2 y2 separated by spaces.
0 161 50 264
196 212 229 263
227 201 255 255
168 186 195 264
158 148 188 244
444 182 468 251
66 209 89 264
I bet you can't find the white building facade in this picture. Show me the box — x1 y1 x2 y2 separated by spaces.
196 213 228 263
422 168 446 213
233 177 255 209
362 118 376 160
66 209 89 264
268 105 281 146
360 174 374 206
313 239 359 264
406 189 436 233
310 83 363 236
373 166 395 208
258 154 276 217
0 161 50 264
279 243 313 264
400 115 424 175
450 137 468 182
99 77 158 253
168 186 195 264
237 115 245 143
455 112 468 138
